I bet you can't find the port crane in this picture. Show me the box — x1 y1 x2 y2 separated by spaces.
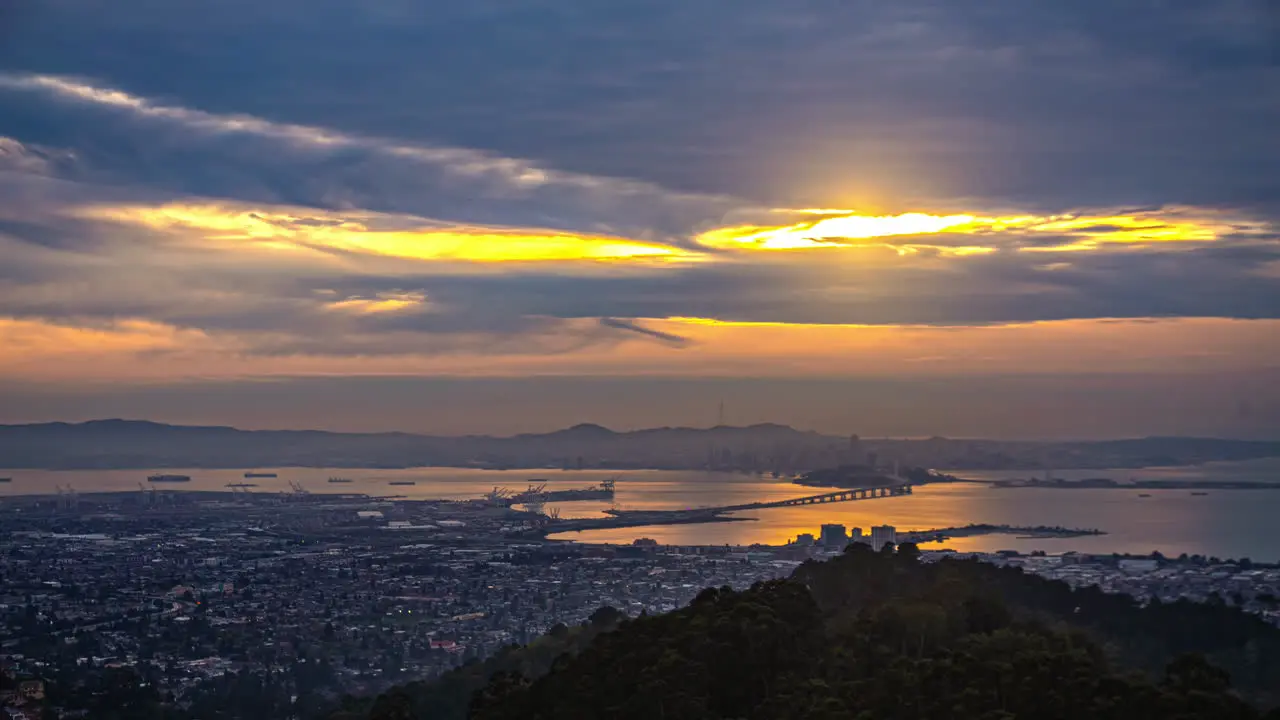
484 486 513 506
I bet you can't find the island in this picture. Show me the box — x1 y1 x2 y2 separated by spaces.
899 524 1106 543
992 477 1280 490
794 464 971 489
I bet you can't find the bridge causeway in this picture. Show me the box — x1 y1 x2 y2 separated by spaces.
712 483 912 513
523 483 914 537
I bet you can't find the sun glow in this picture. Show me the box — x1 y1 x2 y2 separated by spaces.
699 212 981 250
698 207 1262 254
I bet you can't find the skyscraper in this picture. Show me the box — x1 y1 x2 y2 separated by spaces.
819 523 848 550
870 525 897 551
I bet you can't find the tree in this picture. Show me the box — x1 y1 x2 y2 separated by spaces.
588 606 624 629
368 689 414 720
896 542 921 563
1164 654 1232 694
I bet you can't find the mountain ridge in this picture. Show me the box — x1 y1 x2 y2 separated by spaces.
1 419 1278 471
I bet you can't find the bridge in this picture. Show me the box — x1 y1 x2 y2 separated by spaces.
522 483 918 536
512 483 915 537
602 483 912 519
711 484 912 513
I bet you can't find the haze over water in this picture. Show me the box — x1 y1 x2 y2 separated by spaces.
3 459 1279 561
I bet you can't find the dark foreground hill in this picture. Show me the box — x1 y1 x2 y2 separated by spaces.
346 546 1280 720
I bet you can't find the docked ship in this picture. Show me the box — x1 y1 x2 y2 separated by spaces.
548 477 616 501
244 471 278 478
147 474 192 483
388 480 416 486
507 478 616 504
226 482 257 488
328 477 354 484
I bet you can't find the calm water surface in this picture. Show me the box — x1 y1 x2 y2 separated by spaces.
2 459 1278 560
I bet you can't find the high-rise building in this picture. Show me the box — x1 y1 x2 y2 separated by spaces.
819 523 848 550
794 533 815 547
870 525 897 551
849 527 866 544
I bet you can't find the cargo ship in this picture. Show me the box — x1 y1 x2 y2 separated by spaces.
328 477 354 484
147 474 192 483
388 480 416 486
244 471 278 478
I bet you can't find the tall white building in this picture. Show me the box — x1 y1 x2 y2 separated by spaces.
870 525 897 550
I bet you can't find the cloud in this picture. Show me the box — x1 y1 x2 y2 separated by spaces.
1 190 1277 352
0 137 61 175
599 317 690 347
0 72 742 243
5 0 1276 212
0 2 1277 384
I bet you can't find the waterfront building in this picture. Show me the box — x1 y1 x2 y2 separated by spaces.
870 525 897 551
820 523 848 549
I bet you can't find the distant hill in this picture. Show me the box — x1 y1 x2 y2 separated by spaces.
0 419 835 470
0 419 1278 471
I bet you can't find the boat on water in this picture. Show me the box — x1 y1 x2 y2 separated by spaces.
244 472 278 479
388 480 416 486
1138 493 1152 497
0 477 11 483
1191 491 1209 496
328 477 354 483
226 482 257 488
147 474 192 483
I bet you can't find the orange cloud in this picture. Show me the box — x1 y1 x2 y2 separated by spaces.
3 315 1276 383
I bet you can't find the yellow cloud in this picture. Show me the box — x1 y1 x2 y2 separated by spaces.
698 207 1265 254
73 203 700 264
699 212 980 251
324 292 428 315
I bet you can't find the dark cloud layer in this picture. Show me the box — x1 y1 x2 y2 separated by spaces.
3 0 1277 211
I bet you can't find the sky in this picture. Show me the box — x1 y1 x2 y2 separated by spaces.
0 0 1278 438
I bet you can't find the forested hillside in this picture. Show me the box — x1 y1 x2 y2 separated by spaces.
353 545 1280 720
